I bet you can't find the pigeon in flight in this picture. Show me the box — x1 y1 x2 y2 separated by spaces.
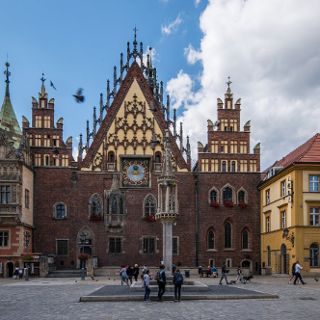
73 88 85 103
50 81 56 90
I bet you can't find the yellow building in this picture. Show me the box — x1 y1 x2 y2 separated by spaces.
260 133 320 275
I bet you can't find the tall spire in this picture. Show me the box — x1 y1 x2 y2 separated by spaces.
4 62 10 98
0 61 22 148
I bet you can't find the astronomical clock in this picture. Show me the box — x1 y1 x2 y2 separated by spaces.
121 157 150 188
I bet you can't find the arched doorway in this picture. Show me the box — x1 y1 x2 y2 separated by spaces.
77 227 94 269
280 244 288 274
241 259 252 272
6 262 14 278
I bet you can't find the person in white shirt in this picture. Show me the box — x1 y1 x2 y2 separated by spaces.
143 270 151 301
293 260 306 285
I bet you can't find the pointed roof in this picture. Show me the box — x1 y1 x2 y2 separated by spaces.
273 133 320 168
80 62 188 170
0 62 22 148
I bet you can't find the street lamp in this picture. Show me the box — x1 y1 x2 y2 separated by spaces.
282 228 295 247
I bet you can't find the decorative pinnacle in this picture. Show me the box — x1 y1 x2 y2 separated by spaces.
40 73 46 94
133 26 138 44
226 76 232 92
4 62 10 84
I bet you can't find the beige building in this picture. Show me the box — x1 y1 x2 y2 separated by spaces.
260 133 320 275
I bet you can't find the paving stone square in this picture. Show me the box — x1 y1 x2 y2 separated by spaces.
1 276 320 320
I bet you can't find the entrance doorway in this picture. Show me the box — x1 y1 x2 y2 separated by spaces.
6 262 14 277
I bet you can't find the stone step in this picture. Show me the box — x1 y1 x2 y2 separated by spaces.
47 269 83 278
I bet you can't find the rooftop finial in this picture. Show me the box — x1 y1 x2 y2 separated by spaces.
133 26 138 44
226 76 232 93
40 73 46 95
4 62 11 97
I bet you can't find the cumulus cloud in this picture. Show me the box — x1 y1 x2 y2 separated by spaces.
184 44 201 64
161 15 183 35
166 70 194 110
195 0 201 6
168 0 320 169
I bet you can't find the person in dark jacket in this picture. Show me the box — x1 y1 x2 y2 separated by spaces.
157 264 166 301
219 263 229 285
173 269 184 302
133 264 139 282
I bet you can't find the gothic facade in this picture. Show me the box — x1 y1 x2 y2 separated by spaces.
1 34 261 275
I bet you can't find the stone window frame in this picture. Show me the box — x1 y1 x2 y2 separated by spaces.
0 185 11 204
88 193 103 218
310 243 319 268
108 237 123 254
221 183 236 204
206 228 216 251
208 187 219 205
0 230 10 248
143 194 157 218
53 202 67 219
141 236 157 255
172 236 179 256
237 187 248 204
241 228 250 250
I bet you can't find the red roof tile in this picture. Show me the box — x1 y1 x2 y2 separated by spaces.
274 133 320 168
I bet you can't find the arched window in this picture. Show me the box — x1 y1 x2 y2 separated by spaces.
242 229 249 249
267 246 271 267
221 161 227 172
210 190 217 203
89 194 102 218
54 203 66 219
207 229 215 250
108 151 115 162
223 187 233 202
230 161 236 172
224 222 232 248
238 190 246 203
310 243 319 267
154 151 162 163
144 195 156 217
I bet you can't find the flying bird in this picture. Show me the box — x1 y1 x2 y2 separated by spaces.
50 81 56 90
73 88 85 103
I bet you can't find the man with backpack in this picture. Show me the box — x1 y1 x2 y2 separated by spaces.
173 269 184 302
157 264 166 301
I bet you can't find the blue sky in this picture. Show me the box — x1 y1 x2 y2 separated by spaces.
1 0 320 169
1 0 205 147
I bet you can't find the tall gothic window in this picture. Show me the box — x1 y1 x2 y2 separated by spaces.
242 229 249 249
89 194 102 219
210 190 218 203
207 229 215 250
224 222 232 248
223 187 233 202
238 190 246 204
108 151 115 162
144 195 156 217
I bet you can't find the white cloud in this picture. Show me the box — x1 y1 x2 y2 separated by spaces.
166 70 194 111
142 47 158 68
168 0 320 169
195 0 201 6
161 15 183 35
184 44 201 64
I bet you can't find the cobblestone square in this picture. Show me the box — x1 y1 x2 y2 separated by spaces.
1 276 320 320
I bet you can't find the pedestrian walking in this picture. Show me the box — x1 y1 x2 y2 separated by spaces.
235 266 244 283
120 265 129 286
173 269 183 302
156 264 166 301
13 267 19 279
219 262 229 285
293 260 306 285
143 270 151 301
288 262 297 284
127 265 134 285
133 264 139 282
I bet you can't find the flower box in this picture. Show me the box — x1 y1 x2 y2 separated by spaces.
210 201 219 208
223 200 234 208
238 202 247 209
143 215 156 222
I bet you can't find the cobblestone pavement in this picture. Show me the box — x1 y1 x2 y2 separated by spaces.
1 276 320 320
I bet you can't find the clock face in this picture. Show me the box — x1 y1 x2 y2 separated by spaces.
121 158 150 187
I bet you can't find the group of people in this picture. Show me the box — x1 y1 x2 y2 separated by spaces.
142 264 184 302
119 264 140 286
288 260 306 285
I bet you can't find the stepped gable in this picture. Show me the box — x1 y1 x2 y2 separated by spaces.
80 61 188 170
274 133 320 168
